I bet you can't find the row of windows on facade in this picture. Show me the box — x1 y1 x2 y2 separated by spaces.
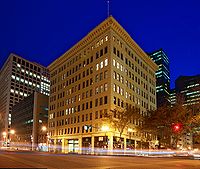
113 96 155 111
50 83 108 110
113 85 152 108
112 58 155 87
50 35 109 77
112 36 155 77
50 69 108 97
51 45 108 81
50 109 144 130
13 56 43 72
11 78 49 96
49 127 148 137
12 62 47 81
49 95 108 113
49 107 108 123
11 76 41 89
50 57 108 94
113 70 155 96
113 47 149 75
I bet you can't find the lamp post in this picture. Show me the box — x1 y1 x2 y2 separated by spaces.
40 126 47 151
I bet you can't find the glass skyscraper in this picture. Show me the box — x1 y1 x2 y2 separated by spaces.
148 49 170 107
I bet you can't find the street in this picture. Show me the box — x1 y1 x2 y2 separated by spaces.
0 150 200 169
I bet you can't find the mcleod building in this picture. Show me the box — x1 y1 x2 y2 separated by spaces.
48 16 157 153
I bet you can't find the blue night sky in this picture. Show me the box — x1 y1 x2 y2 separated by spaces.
0 0 200 88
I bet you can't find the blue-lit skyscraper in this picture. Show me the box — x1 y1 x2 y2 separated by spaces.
148 49 170 107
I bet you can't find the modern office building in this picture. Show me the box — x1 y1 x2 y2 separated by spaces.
0 53 50 137
11 92 49 150
148 49 170 107
169 89 176 106
48 16 158 153
171 75 200 149
175 75 200 106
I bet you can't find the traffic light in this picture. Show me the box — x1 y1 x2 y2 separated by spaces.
172 123 182 132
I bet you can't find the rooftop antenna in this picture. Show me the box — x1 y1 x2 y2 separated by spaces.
107 0 110 17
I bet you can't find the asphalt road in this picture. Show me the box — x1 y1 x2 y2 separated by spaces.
0 150 200 169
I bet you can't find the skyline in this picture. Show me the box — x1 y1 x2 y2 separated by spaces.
0 0 200 88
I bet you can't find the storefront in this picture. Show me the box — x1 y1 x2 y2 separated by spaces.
68 139 79 153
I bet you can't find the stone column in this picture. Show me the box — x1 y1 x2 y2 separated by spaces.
108 133 113 155
62 138 65 153
79 137 82 154
91 135 94 154
134 140 137 149
54 139 57 152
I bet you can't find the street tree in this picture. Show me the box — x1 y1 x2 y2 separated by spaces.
140 97 200 149
108 105 141 147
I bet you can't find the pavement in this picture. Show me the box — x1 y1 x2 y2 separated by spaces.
0 149 200 169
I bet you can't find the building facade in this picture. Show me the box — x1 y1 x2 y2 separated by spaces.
171 75 200 149
148 49 170 107
48 16 157 153
175 75 200 106
11 92 49 150
0 53 50 137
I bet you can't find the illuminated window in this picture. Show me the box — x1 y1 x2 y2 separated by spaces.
113 59 116 66
100 61 104 68
96 64 99 71
117 86 120 93
117 62 119 69
105 58 108 66
104 83 108 91
113 84 116 92
105 35 108 41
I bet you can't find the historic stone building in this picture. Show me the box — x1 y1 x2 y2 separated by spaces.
48 16 157 153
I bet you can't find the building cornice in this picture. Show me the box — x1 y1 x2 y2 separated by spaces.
48 16 158 72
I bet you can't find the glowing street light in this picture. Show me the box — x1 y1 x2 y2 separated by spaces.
2 131 7 137
41 126 47 132
101 125 109 132
10 129 15 135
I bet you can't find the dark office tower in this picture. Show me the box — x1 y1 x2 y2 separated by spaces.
148 49 170 107
169 89 176 106
175 75 200 106
12 92 49 150
0 53 50 135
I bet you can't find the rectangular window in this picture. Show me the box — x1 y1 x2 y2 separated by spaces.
82 115 84 122
104 71 108 79
114 97 116 104
95 111 98 119
104 46 108 54
95 99 98 107
104 96 108 104
100 97 103 105
104 83 108 91
105 58 108 66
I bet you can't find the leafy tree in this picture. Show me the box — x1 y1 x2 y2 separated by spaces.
140 97 200 149
108 105 141 147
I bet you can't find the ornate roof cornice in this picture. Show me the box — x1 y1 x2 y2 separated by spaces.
48 16 158 72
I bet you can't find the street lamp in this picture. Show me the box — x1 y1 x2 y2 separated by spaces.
41 126 47 132
10 129 15 135
101 125 109 132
